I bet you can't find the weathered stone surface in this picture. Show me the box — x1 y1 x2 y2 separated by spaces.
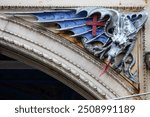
0 0 150 99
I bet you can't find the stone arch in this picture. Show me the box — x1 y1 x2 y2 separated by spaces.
0 16 139 99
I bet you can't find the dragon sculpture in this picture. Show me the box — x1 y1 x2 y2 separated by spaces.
6 7 148 82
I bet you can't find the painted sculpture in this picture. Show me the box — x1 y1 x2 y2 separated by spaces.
7 7 148 82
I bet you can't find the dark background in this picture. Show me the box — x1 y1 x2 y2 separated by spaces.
0 54 85 100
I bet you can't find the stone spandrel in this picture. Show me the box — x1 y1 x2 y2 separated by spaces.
0 0 146 7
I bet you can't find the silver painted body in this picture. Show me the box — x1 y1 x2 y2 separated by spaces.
81 7 148 82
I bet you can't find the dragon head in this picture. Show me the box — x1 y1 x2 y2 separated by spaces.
104 11 148 64
79 8 148 79
79 7 147 65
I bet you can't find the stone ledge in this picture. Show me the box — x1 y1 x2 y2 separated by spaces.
0 0 146 7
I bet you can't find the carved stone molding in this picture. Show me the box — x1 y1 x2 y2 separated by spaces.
0 14 140 99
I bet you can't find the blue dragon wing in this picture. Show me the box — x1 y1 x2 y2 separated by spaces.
32 9 110 44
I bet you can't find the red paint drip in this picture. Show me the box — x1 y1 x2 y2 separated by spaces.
100 61 111 77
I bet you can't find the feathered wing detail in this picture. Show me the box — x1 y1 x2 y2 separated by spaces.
32 8 111 44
